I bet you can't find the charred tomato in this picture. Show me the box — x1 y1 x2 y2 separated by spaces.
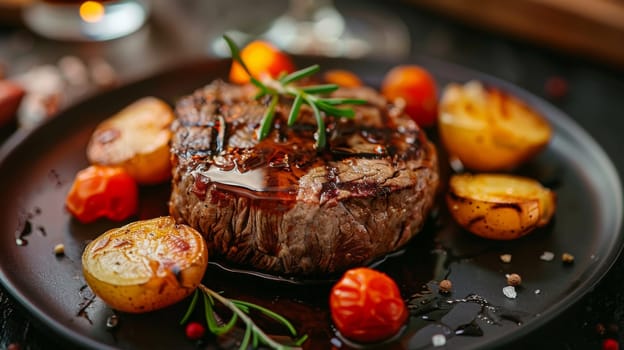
65 165 138 223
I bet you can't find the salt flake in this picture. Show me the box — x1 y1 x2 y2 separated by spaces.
503 286 517 299
330 338 342 347
449 156 464 173
432 334 447 347
540 251 555 261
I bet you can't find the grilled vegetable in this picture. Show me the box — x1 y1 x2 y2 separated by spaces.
438 81 552 171
65 165 138 223
82 216 208 313
86 97 175 185
447 173 556 240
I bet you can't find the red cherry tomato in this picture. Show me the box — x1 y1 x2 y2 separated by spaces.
229 40 295 84
323 69 363 87
65 165 138 223
0 80 25 126
330 267 408 343
381 65 438 127
603 339 620 350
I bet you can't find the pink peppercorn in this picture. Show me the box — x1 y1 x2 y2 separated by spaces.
603 338 619 350
185 322 206 340
544 76 568 99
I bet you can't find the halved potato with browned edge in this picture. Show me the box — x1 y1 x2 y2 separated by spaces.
82 216 208 313
447 173 556 240
438 81 552 171
87 97 174 185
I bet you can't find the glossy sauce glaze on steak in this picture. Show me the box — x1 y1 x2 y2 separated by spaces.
169 80 439 276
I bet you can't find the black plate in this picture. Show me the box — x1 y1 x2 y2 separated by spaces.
0 57 621 350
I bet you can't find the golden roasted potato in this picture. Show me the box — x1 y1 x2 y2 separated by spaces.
82 216 208 313
438 81 552 171
86 97 174 185
447 173 556 240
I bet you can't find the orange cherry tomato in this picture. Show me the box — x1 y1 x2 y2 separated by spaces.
323 69 363 87
229 40 295 84
330 267 408 343
65 165 138 223
381 65 438 127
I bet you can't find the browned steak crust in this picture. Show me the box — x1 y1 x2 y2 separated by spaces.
169 80 439 276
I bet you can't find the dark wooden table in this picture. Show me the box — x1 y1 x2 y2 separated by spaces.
1 1 623 349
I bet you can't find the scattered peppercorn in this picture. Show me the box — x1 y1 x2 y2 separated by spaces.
608 323 620 335
53 243 65 256
562 253 575 264
596 323 606 335
439 279 452 294
185 321 206 340
602 338 619 350
506 273 522 286
544 76 568 100
500 254 512 263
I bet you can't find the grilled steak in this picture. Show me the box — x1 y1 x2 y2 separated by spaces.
169 80 439 276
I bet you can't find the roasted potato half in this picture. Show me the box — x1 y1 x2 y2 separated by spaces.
86 97 174 185
447 173 556 240
82 216 208 313
438 81 552 171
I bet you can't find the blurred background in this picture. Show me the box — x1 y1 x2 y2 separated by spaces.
0 0 623 132
1 0 623 134
1 0 623 349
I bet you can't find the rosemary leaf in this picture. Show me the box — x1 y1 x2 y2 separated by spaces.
315 101 355 118
179 289 199 325
223 35 251 76
203 291 237 335
232 300 297 336
252 331 259 349
223 35 366 151
287 94 304 126
280 65 320 85
202 292 220 333
300 84 339 94
294 334 309 347
223 313 239 334
250 77 267 91
240 323 252 350
235 303 250 313
258 94 279 140
199 284 296 350
321 98 368 105
254 90 267 100
306 97 326 148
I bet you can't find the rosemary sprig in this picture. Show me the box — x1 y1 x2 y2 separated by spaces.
180 284 306 350
223 35 367 149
